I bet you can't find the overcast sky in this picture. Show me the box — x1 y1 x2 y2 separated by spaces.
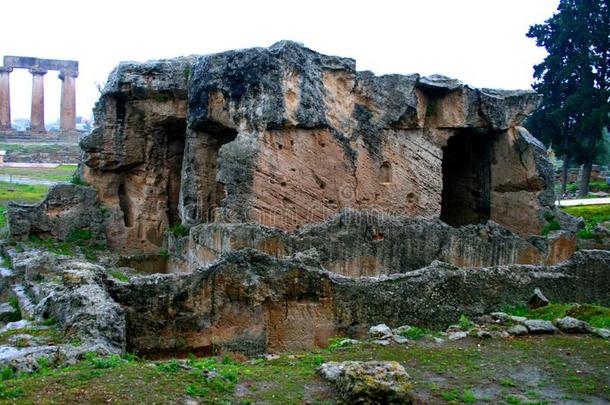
2 0 559 123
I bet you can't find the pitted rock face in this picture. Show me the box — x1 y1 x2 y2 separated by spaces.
79 40 553 258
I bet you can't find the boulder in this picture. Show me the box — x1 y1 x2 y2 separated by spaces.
554 317 593 334
528 288 550 309
318 361 413 404
592 328 610 339
369 324 393 339
510 316 528 324
523 319 556 334
392 325 413 336
448 331 468 341
507 325 529 336
490 312 510 323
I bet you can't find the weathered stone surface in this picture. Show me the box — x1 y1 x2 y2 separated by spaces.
554 317 593 333
0 302 19 323
7 184 106 243
593 328 610 339
508 325 529 336
523 319 556 334
369 324 392 339
528 288 550 309
4 250 126 356
73 41 556 258
170 210 574 278
108 249 610 355
318 361 412 404
490 312 510 323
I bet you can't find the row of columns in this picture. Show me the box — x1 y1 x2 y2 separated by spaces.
0 67 77 132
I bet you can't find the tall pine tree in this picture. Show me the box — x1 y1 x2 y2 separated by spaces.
527 0 610 196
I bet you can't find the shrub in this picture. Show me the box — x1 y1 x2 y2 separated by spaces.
541 219 561 235
399 326 427 340
157 360 181 373
70 173 85 186
169 224 189 237
458 314 475 330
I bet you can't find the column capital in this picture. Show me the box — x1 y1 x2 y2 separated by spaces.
29 68 47 76
0 67 13 74
58 70 79 80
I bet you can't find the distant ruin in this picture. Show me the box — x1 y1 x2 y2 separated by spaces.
0 56 78 134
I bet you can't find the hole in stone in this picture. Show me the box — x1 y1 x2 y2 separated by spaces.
372 232 384 241
277 143 283 150
280 181 287 187
379 161 392 184
162 120 187 227
182 127 238 224
118 183 133 227
440 129 492 227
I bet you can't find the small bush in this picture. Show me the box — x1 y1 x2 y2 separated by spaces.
541 219 561 235
85 353 124 369
577 225 595 239
157 360 181 373
501 303 528 317
169 224 189 237
70 173 85 186
458 314 475 330
399 326 427 340
159 249 170 260
66 228 92 244
7 296 21 322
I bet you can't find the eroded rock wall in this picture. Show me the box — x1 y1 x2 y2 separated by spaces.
109 249 610 355
77 41 555 259
168 210 574 278
80 58 191 253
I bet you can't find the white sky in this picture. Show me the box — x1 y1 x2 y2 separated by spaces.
2 0 559 122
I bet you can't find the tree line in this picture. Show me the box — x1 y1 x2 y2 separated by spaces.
526 0 609 197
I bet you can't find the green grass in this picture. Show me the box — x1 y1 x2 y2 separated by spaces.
26 229 106 261
0 335 607 404
0 143 72 154
0 181 48 206
108 270 130 283
526 303 610 329
0 165 75 182
561 204 610 228
501 303 529 317
399 326 427 340
0 206 5 228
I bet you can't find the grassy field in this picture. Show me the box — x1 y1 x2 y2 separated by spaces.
0 143 78 155
0 335 607 404
0 182 48 207
0 165 75 182
561 204 610 228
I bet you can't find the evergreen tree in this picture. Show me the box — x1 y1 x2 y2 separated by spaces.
526 0 610 196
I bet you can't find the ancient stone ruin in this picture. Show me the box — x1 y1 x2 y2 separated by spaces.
0 56 79 133
3 41 608 363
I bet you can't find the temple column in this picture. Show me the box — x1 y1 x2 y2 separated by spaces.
0 67 12 131
29 68 47 133
59 70 78 131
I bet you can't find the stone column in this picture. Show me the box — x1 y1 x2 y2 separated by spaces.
59 70 78 131
29 68 47 133
0 67 12 131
